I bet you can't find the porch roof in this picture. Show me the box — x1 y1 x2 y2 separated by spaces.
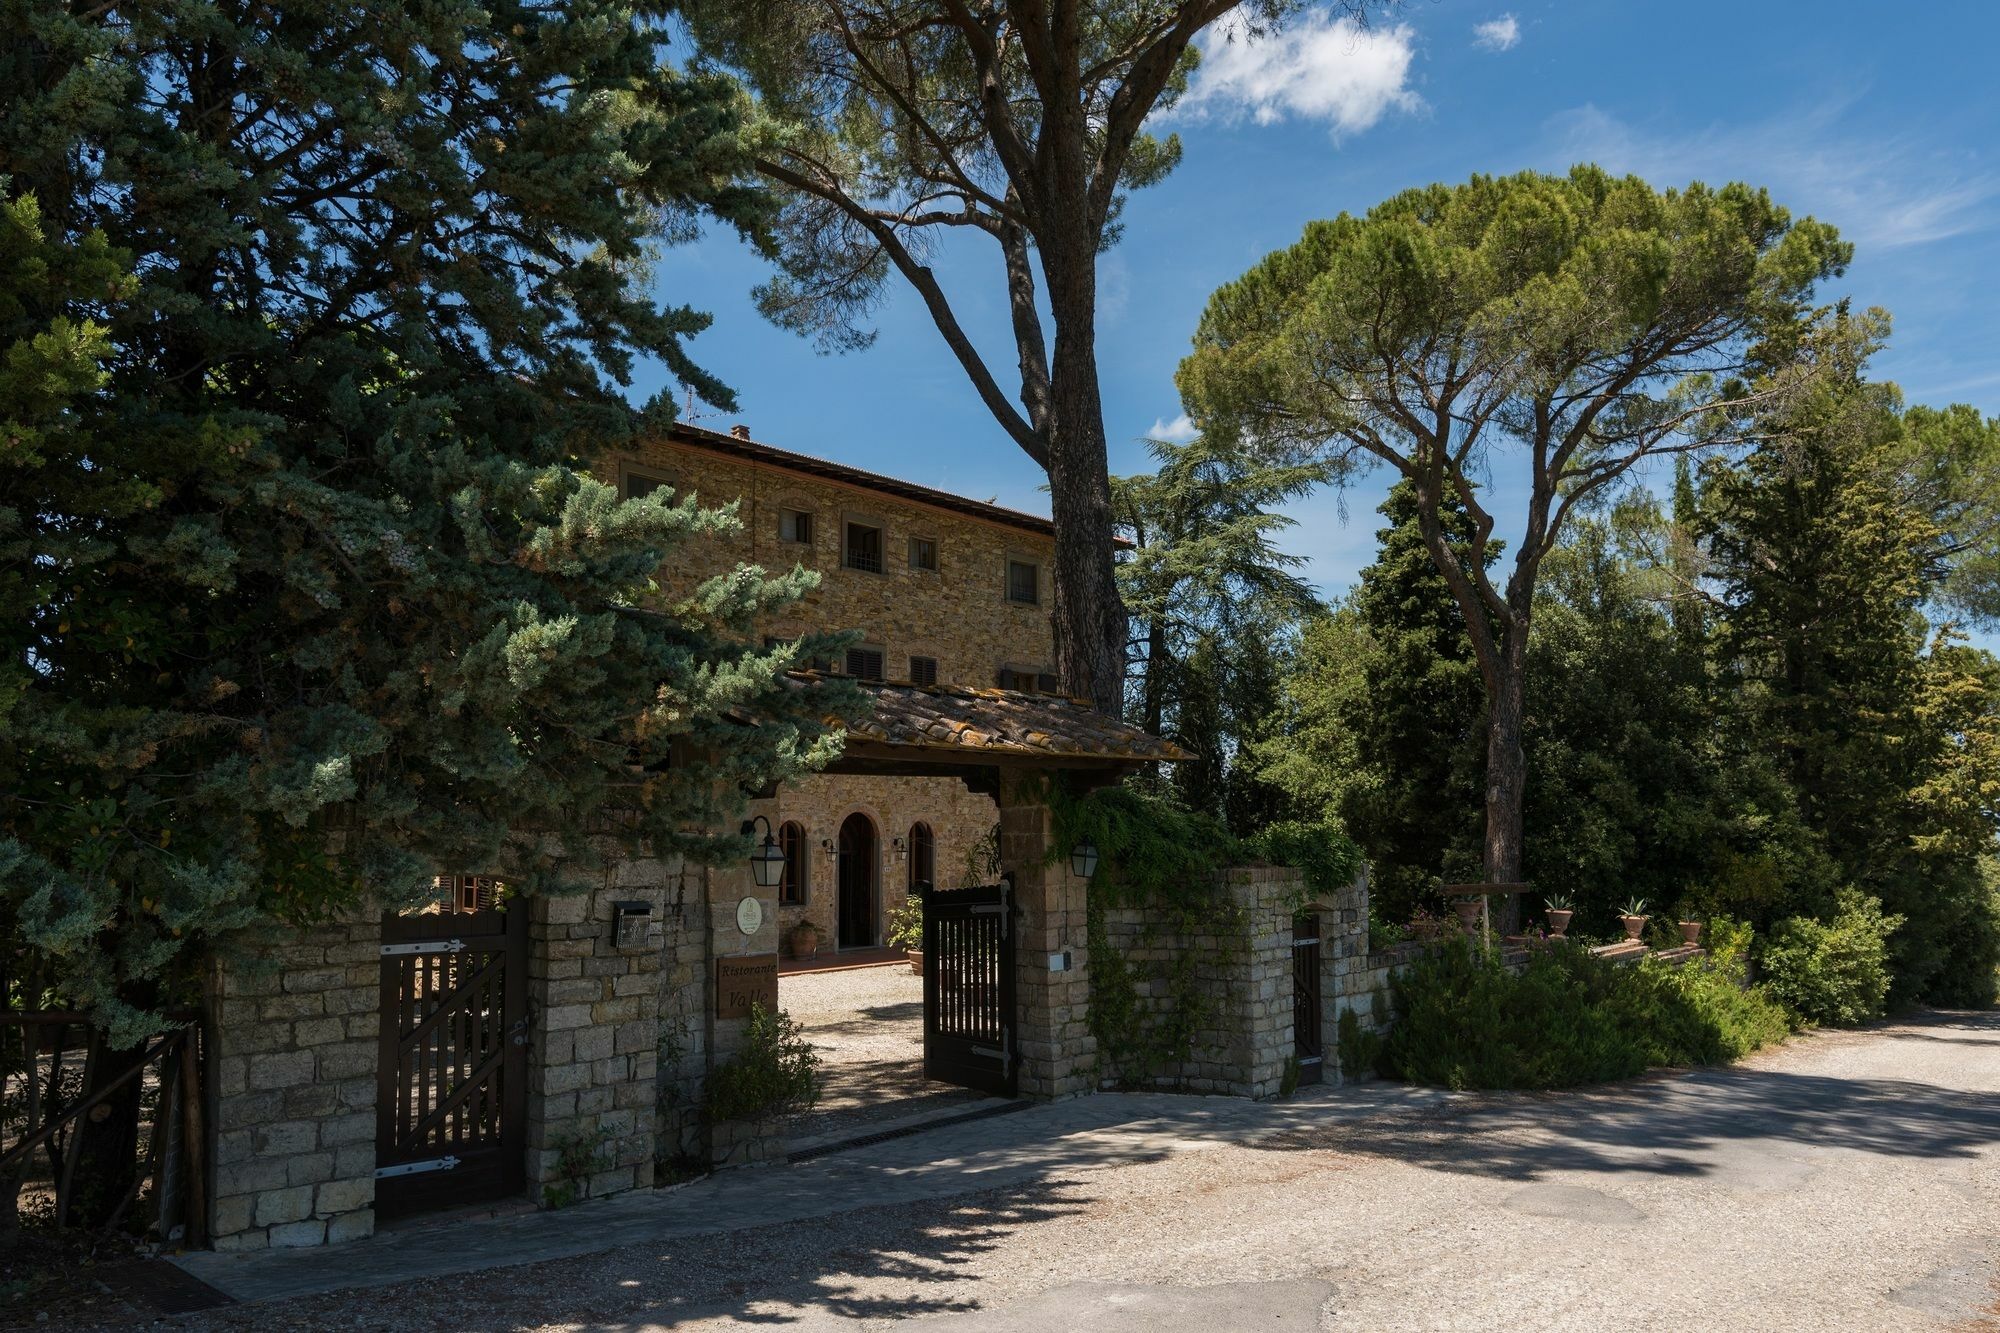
789 673 1190 772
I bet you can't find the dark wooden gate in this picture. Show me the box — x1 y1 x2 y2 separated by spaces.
922 881 1017 1097
1293 912 1323 1087
375 898 527 1219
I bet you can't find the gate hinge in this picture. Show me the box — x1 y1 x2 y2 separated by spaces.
375 1155 460 1179
381 939 466 957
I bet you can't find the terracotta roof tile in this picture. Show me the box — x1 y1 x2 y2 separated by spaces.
782 672 1189 765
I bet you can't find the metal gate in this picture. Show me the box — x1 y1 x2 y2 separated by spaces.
1293 912 1323 1086
921 880 1017 1097
375 895 527 1219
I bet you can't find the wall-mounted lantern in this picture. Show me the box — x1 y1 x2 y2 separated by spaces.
1070 840 1100 880
742 816 787 890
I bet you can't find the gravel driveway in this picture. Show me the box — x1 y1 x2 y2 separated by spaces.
55 1010 2000 1331
779 964 987 1143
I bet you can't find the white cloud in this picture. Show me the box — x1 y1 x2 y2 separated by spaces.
1146 412 1200 444
1180 13 1422 138
1546 99 2000 250
1472 15 1520 52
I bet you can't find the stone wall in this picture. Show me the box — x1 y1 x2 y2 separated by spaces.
999 780 1096 1099
205 919 380 1251
602 430 1058 692
525 872 671 1205
767 772 1000 953
1095 866 1304 1099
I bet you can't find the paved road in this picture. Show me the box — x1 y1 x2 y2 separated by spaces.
163 1010 1998 1332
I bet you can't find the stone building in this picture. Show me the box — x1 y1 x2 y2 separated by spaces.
598 422 1070 955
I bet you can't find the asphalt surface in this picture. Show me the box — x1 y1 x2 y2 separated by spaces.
142 1010 2000 1331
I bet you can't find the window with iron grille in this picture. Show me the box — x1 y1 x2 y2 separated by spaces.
909 655 938 687
779 508 813 544
1006 559 1039 604
846 646 885 681
908 536 938 571
779 822 808 905
844 522 883 573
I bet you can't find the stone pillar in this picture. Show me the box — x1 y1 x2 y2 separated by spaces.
701 796 788 1165
523 868 668 1205
206 918 380 1250
997 772 1094 1098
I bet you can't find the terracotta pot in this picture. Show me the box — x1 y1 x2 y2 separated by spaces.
1545 909 1574 938
1452 899 1485 934
906 948 925 977
1620 914 1648 942
1679 920 1702 947
789 921 820 960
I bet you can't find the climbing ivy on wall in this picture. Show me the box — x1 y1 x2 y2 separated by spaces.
1044 781 1363 1085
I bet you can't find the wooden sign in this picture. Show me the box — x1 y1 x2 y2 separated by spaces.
715 953 779 1019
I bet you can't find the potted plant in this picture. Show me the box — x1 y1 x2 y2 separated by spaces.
1451 896 1485 935
1543 893 1575 939
788 919 820 960
886 897 925 974
1678 918 1702 946
1618 898 1650 942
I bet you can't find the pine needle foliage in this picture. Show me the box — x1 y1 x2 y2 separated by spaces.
0 2 859 1044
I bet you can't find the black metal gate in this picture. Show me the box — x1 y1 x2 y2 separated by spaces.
1293 912 1323 1086
922 881 1017 1097
375 894 527 1219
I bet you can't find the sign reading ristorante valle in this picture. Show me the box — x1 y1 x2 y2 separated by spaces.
715 953 779 1019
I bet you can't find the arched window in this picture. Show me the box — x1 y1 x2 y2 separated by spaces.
907 822 935 894
778 821 808 906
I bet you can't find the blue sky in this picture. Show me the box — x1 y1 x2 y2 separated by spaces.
646 0 2000 641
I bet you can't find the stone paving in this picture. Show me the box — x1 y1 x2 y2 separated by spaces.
779 961 987 1144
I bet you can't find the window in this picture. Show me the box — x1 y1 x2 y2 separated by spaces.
845 646 885 681
907 822 935 894
778 822 808 905
1006 559 1040 604
908 655 939 687
908 536 938 572
779 508 814 544
997 666 1060 694
844 521 884 573
622 469 670 500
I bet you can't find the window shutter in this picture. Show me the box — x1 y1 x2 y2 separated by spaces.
909 656 938 687
846 647 884 681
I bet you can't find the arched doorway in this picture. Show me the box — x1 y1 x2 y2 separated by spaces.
836 813 876 948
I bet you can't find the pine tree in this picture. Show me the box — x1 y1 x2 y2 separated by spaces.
1 3 858 1061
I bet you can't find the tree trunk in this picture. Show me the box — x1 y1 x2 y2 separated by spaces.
1041 246 1127 717
1483 626 1529 934
64 1031 145 1230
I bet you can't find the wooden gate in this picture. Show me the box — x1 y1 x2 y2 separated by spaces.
921 881 1017 1097
1293 912 1323 1086
375 895 527 1219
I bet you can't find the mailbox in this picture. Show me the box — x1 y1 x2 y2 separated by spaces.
613 901 654 950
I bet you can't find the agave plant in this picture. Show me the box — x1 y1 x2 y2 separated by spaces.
1544 892 1575 913
1618 898 1650 919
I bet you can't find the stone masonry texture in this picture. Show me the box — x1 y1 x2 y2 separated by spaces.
206 918 382 1252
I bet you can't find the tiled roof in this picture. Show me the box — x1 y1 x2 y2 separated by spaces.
667 423 1061 538
792 673 1189 765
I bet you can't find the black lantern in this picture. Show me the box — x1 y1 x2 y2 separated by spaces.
743 816 787 890
1070 840 1099 879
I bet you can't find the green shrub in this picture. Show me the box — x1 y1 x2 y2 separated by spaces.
1383 936 1789 1090
705 1004 820 1123
1760 889 1902 1026
885 896 924 951
1335 1006 1384 1079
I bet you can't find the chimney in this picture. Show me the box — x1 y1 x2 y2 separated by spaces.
730 423 751 440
